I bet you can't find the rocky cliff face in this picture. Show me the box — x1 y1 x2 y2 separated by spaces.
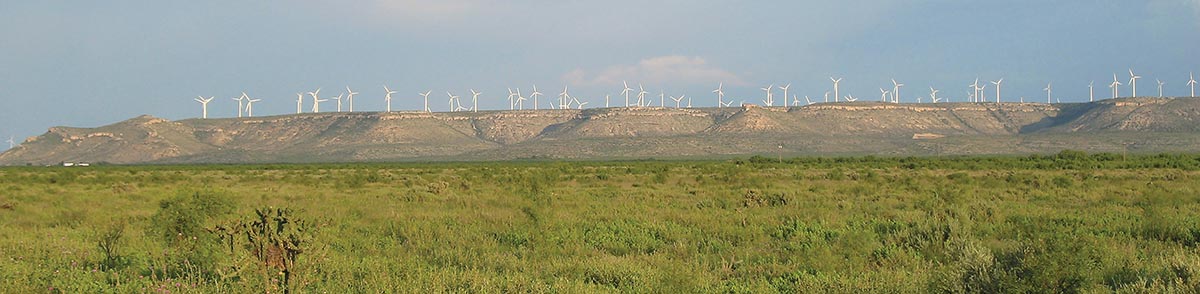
3 98 1198 164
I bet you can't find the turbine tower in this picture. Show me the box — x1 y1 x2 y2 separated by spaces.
529 85 541 110
383 86 397 112
307 88 322 113
991 78 1003 103
605 94 611 108
880 88 890 102
1044 82 1053 103
969 79 980 103
713 83 725 108
245 97 262 117
232 93 247 118
295 93 304 114
929 87 940 103
1109 74 1122 99
420 90 432 112
779 83 791 106
311 95 328 113
470 89 482 112
1188 72 1197 97
194 96 214 119
1157 79 1165 97
891 79 904 104
1088 81 1094 102
637 84 648 107
621 81 633 107
1128 69 1141 97
761 84 774 106
831 77 843 103
333 93 344 112
446 91 459 112
346 86 359 112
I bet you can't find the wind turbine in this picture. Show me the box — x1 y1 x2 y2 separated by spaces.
779 83 791 106
346 86 358 112
245 97 262 117
1088 81 1095 102
515 88 527 110
687 95 692 108
831 77 843 103
845 95 858 102
621 81 633 107
761 84 774 106
791 95 801 106
605 94 611 108
880 88 890 102
929 87 941 103
1188 72 1197 97
506 88 516 110
307 88 322 113
804 95 813 105
637 84 648 107
969 79 980 103
990 79 1003 103
660 91 665 108
713 83 725 108
333 93 344 112
1129 69 1141 97
6 136 13 149
232 93 247 118
194 96 214 118
446 91 460 112
311 95 328 113
1044 82 1053 103
383 86 397 112
978 83 986 102
1109 74 1122 99
824 91 830 103
420 90 432 112
529 85 541 110
670 95 684 108
470 89 482 112
295 93 304 114
891 79 904 103
558 86 570 109
1157 79 1165 97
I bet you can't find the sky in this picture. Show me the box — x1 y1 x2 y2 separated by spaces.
2 1 1199 149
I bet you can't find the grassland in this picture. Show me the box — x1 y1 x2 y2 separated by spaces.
2 152 1200 293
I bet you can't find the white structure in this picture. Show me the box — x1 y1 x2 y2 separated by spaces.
6 136 14 149
605 94 611 108
311 94 328 113
1109 74 1122 99
383 86 397 112
346 86 359 112
295 93 304 114
778 83 791 106
804 95 813 105
969 79 981 103
470 89 482 112
333 93 344 112
713 83 725 108
991 78 1003 103
891 79 904 103
929 87 941 103
761 84 774 106
446 91 459 112
845 95 858 102
1129 69 1141 97
194 96 214 119
1188 72 1197 97
880 88 890 102
1157 79 1165 97
621 81 633 107
558 86 570 109
529 85 542 110
670 95 684 108
637 84 648 107
232 93 247 118
831 77 843 103
307 88 322 113
791 95 801 106
420 90 432 112
1044 82 1053 103
245 97 262 117
1088 81 1095 102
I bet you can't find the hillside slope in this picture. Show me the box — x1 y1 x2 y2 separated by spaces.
2 98 1198 164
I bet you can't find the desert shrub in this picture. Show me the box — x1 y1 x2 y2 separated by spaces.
95 220 130 271
147 190 234 278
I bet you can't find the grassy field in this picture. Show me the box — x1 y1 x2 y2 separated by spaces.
2 152 1200 293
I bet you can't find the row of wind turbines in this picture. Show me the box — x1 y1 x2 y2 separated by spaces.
190 69 1199 119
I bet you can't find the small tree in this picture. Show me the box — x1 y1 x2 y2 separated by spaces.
243 207 313 294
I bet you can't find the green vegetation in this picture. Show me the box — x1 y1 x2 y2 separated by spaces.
2 152 1200 292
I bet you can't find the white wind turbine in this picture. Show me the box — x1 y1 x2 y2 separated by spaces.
687 95 692 108
558 86 570 109
778 83 791 106
333 93 344 112
1157 79 1165 97
1044 82 1053 103
761 84 774 106
791 95 800 106
245 97 262 117
969 79 980 103
6 136 13 149
295 93 305 114
891 79 904 103
346 86 358 112
713 83 725 108
845 95 858 102
194 96 214 119
978 83 987 102
506 88 516 110
470 89 482 112
637 84 648 107
831 77 843 103
991 78 1003 103
605 94 611 108
670 94 684 108
880 88 890 102
1189 72 1197 97
1109 74 1122 99
929 87 941 103
824 91 830 103
1088 81 1095 102
232 93 247 118
530 85 541 110
515 88 527 110
1129 69 1141 97
420 90 432 112
804 95 814 105
311 94 328 113
659 91 665 108
621 81 634 107
383 86 397 112
307 88 322 113
446 91 460 112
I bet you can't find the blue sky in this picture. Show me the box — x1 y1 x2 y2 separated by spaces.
2 1 1199 149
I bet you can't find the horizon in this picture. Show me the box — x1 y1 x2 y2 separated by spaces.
2 1 1199 149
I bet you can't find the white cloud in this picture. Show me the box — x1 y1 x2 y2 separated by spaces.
562 56 745 87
